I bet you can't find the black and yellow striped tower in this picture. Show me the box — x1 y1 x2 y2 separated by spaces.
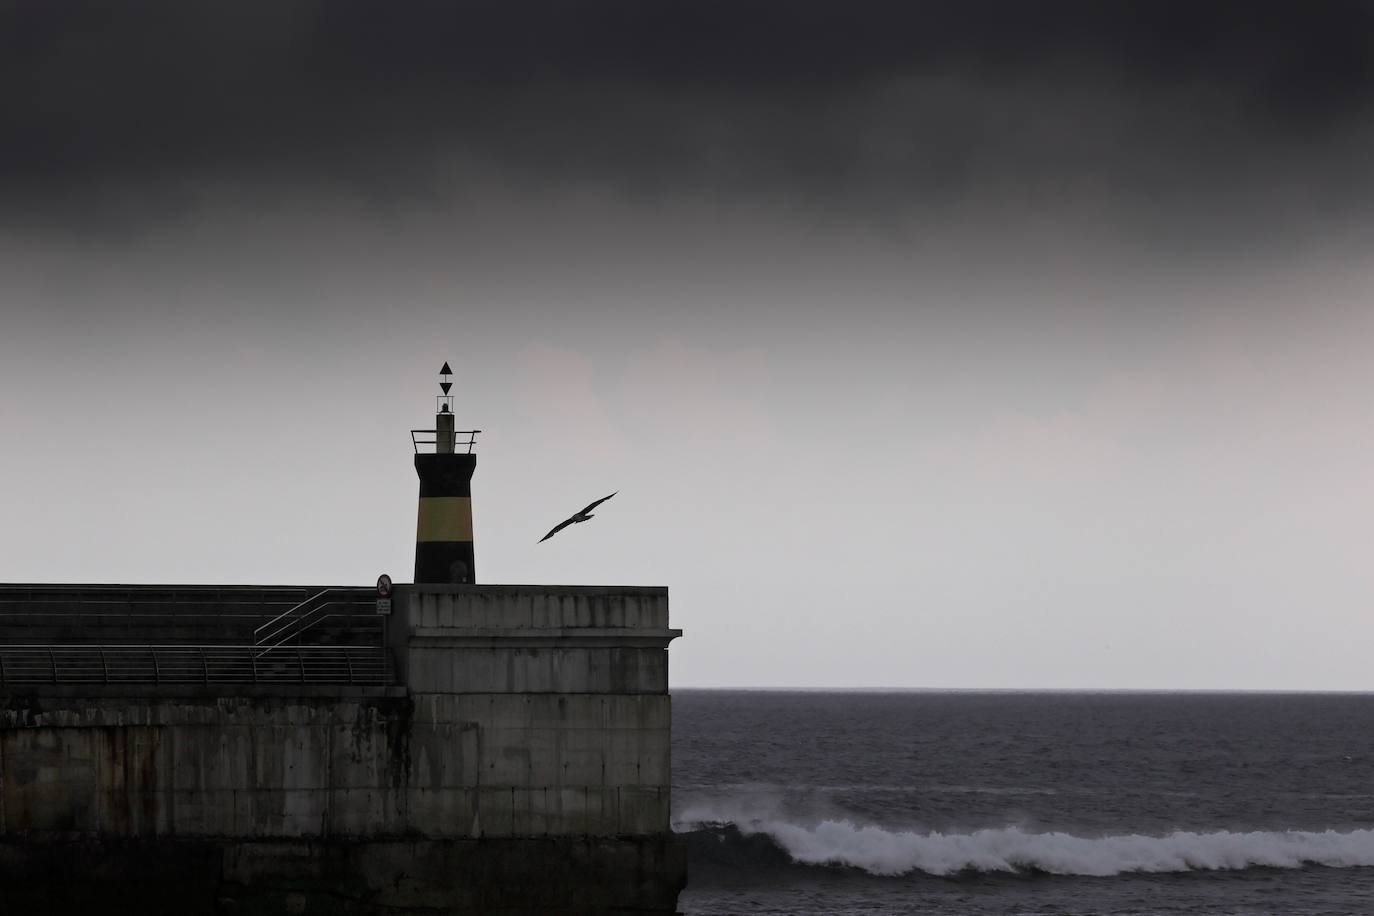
413 362 480 584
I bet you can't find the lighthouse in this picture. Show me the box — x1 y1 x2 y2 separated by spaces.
412 362 479 584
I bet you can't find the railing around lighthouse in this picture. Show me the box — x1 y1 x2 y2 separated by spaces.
411 429 480 454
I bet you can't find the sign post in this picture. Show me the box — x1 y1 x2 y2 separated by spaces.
376 573 393 615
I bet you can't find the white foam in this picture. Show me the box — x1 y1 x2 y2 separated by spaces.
676 805 1374 876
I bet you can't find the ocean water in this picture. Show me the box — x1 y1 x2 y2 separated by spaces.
672 691 1374 915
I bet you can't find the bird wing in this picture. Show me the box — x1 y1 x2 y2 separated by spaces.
539 516 578 543
579 491 618 515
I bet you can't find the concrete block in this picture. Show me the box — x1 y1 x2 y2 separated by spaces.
474 786 517 836
480 733 535 786
548 786 615 836
414 647 669 694
167 787 237 835
170 725 252 794
616 787 670 834
326 787 397 837
555 733 608 786
406 786 478 836
409 722 479 789
602 694 671 730
512 784 557 836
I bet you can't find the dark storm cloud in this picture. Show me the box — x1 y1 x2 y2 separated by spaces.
3 1 1374 222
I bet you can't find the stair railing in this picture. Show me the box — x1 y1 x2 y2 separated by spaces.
253 588 374 655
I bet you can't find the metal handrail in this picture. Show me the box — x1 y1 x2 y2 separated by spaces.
254 598 373 656
254 588 366 644
0 645 393 686
0 586 315 632
411 429 480 454
254 589 337 640
0 584 313 604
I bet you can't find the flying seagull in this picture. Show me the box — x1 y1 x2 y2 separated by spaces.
539 492 617 543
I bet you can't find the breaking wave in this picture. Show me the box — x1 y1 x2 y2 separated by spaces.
675 806 1374 877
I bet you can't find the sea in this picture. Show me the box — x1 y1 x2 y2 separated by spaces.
672 691 1374 915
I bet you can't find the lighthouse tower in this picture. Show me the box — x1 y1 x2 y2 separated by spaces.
412 362 479 584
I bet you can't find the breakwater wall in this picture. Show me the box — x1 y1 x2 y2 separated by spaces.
0 584 684 915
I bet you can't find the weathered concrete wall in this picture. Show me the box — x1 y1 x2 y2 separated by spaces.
404 586 670 631
0 696 408 839
401 585 672 692
0 584 685 913
399 585 681 837
0 696 672 839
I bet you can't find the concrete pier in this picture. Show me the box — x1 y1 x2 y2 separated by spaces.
0 584 685 914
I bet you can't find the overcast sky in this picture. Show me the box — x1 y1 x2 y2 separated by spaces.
3 1 1373 688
